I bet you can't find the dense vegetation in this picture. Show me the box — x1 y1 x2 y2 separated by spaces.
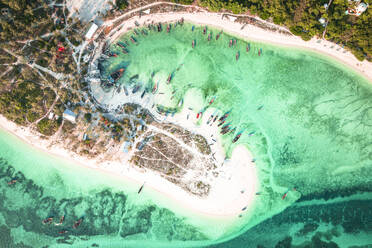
198 0 371 61
0 0 86 135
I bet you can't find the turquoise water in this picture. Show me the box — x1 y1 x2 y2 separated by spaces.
1 22 372 247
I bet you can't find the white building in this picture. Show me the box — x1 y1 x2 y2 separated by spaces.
85 23 98 40
346 1 368 16
63 109 76 123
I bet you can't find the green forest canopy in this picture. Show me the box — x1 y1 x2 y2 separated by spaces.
196 0 371 61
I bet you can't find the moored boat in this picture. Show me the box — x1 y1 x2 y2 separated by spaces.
246 43 250 52
192 39 196 48
167 73 172 84
110 68 125 82
236 52 240 61
232 131 243 143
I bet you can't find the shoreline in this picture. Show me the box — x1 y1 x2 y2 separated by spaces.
105 11 372 83
0 112 258 223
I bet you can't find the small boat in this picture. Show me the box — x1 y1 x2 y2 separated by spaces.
203 26 207 35
7 179 17 185
178 99 183 107
213 115 218 122
130 74 139 80
192 39 196 48
117 86 121 93
157 23 162 32
55 215 65 226
209 96 216 104
58 230 68 234
208 33 211 41
73 218 83 229
217 120 225 127
229 39 232 47
141 90 146 98
130 36 137 44
246 43 250 52
124 86 129 96
108 52 118 57
232 131 242 143
122 48 129 54
216 33 220 40
148 24 152 30
152 82 159 94
134 29 140 35
229 127 236 134
167 73 172 84
218 111 230 122
257 105 263 110
192 25 195 31
135 21 140 27
248 131 255 136
42 217 53 224
110 68 125 82
132 84 141 94
117 42 126 48
236 52 240 61
151 71 155 78
233 39 237 46
258 48 262 56
167 24 171 33
180 18 184 25
141 29 148 35
196 112 201 119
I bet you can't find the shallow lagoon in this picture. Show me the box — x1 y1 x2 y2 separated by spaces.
1 22 372 247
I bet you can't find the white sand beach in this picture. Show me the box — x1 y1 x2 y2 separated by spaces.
0 113 258 220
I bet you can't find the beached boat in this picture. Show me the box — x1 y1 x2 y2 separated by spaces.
141 90 146 98
132 84 141 94
178 99 183 107
124 86 129 96
152 81 159 94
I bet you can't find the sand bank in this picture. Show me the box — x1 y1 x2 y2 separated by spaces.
0 113 258 221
